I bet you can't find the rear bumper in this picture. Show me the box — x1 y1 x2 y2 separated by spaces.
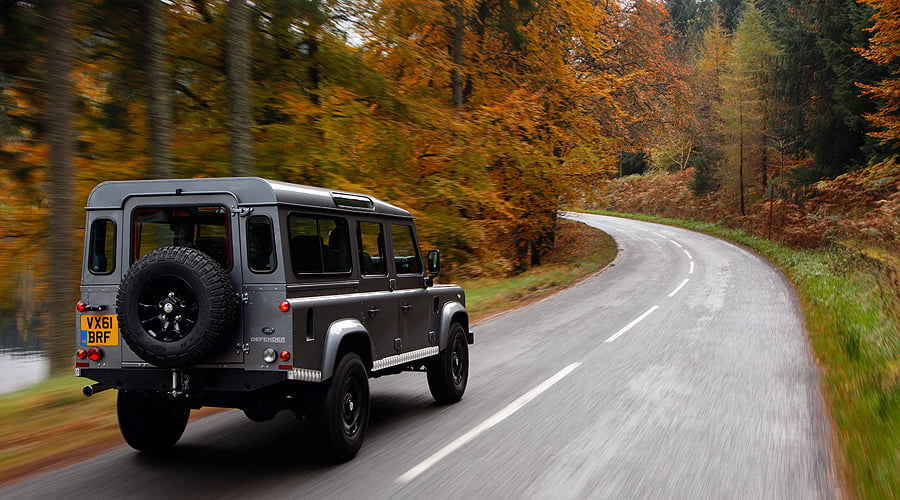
77 367 289 394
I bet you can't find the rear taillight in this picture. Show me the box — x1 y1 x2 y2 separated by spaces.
279 301 290 312
76 301 87 312
76 349 87 360
280 350 291 362
87 347 103 362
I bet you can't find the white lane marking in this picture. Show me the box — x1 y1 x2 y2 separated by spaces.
395 362 583 484
652 232 664 238
605 305 660 343
669 239 683 248
689 261 695 274
668 279 690 297
683 249 693 260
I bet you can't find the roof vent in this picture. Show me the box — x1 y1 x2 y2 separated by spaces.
332 192 375 210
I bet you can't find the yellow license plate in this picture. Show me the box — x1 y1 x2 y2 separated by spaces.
80 315 119 346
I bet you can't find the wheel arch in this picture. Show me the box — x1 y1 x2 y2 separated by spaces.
438 301 469 351
321 319 374 381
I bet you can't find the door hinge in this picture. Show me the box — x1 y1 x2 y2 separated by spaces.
231 206 254 217
240 292 250 304
394 338 402 353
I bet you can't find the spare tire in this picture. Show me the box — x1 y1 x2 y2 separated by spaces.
117 246 237 368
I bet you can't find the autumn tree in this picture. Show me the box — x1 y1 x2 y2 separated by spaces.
859 0 900 149
718 2 778 215
687 16 730 194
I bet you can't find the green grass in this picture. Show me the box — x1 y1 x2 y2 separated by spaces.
582 209 900 499
0 218 617 485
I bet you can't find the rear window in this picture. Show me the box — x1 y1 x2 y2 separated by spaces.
132 206 230 269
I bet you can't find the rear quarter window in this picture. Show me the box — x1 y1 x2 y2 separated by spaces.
88 219 116 275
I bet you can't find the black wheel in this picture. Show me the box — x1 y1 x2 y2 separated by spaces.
117 390 190 452
427 322 469 404
117 247 237 368
319 353 369 462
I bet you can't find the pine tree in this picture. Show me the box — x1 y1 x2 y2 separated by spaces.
718 2 778 214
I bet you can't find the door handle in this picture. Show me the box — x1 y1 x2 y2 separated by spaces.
367 307 380 317
401 304 413 312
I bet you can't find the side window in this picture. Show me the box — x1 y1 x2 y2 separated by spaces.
247 215 276 273
88 219 116 275
133 206 230 269
391 224 422 275
288 214 351 275
357 221 386 276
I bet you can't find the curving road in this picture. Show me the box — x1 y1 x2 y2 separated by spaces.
2 213 836 499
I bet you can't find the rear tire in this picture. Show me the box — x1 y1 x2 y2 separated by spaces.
117 390 190 452
318 353 369 462
427 322 469 404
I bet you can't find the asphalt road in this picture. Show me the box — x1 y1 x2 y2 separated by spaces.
1 213 836 499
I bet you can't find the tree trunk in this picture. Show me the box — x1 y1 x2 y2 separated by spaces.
145 0 174 179
450 3 464 110
45 0 77 373
226 0 254 176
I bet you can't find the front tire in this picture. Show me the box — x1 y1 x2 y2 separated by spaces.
318 353 369 462
427 322 469 404
117 390 190 452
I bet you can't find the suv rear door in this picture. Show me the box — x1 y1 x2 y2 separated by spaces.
122 193 244 365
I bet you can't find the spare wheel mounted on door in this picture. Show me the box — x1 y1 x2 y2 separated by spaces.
116 246 237 368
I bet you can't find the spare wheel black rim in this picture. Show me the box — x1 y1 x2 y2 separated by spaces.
136 273 199 342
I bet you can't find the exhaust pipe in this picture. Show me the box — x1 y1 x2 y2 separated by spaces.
83 383 111 397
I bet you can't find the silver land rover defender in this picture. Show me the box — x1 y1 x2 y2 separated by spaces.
75 177 471 461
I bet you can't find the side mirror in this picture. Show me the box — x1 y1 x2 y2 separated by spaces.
426 249 441 276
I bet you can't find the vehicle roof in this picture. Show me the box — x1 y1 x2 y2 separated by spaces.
86 177 412 218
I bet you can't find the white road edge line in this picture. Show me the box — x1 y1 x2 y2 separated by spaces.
683 249 693 260
396 362 583 484
669 239 683 248
668 279 690 297
689 261 695 274
605 305 660 343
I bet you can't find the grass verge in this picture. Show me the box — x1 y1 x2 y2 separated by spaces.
461 218 618 320
0 218 617 487
582 209 900 499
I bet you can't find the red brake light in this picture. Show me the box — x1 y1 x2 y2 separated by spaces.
87 347 103 362
76 349 87 360
280 350 291 362
279 301 290 312
76 301 87 312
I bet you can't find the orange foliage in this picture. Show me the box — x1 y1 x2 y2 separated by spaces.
859 0 900 145
600 161 900 253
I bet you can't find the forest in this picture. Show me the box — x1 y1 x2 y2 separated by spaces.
1 0 899 372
